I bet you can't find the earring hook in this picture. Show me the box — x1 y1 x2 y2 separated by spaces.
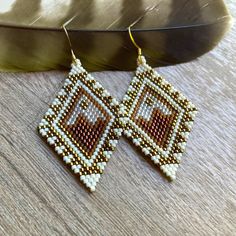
128 24 142 63
62 15 78 62
127 5 159 64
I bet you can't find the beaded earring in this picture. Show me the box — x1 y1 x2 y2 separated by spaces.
121 26 197 180
38 22 125 192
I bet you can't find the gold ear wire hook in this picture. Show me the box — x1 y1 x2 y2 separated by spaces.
62 16 78 62
128 6 158 64
128 21 143 64
128 27 142 56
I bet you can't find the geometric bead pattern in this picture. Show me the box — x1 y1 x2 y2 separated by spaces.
122 56 197 180
38 58 124 191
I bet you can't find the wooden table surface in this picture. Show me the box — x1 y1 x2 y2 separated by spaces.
0 2 235 236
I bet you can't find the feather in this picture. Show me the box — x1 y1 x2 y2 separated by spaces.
0 0 232 72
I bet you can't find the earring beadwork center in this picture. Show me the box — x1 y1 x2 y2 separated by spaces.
122 56 197 180
38 59 124 191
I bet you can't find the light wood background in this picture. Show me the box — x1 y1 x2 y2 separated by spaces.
0 1 235 236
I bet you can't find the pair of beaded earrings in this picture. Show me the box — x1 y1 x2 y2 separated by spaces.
38 22 197 192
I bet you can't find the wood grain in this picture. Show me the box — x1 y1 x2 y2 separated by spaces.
0 1 235 236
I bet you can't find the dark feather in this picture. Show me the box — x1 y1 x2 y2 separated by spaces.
0 0 232 71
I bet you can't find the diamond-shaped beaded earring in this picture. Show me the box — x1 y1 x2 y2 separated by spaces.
121 26 197 180
38 22 125 192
